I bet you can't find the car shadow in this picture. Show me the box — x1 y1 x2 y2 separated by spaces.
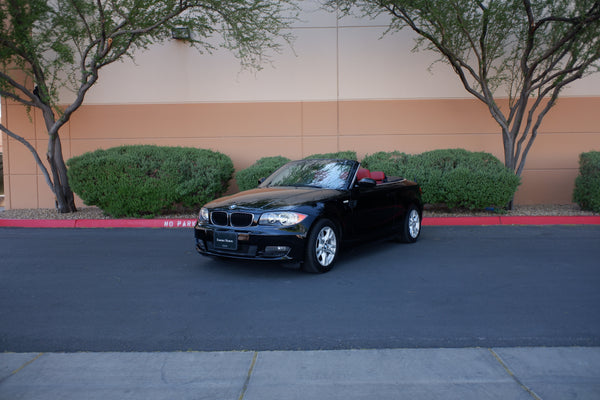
195 232 427 277
197 255 305 278
337 232 428 271
339 238 397 260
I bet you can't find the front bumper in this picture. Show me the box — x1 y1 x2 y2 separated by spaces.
194 222 309 262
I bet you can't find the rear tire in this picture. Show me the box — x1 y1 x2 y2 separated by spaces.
302 219 339 273
398 205 421 243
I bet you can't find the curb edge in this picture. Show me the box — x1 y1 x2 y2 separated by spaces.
1 216 600 228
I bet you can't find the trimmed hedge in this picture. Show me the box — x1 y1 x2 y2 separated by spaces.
67 145 233 217
304 151 358 160
236 151 359 191
235 156 291 191
573 151 600 213
362 149 521 210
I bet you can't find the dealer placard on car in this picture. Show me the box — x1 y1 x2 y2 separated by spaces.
214 231 238 250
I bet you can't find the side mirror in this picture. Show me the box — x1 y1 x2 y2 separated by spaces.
357 178 376 188
258 177 266 185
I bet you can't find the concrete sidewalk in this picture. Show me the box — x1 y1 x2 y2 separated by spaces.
1 347 599 400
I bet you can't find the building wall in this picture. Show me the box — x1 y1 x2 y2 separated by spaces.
2 1 600 209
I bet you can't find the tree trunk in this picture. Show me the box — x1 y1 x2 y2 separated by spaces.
503 133 517 173
47 131 77 213
38 101 77 213
503 133 517 210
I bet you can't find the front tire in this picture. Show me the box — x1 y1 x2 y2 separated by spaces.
302 219 339 273
398 205 421 243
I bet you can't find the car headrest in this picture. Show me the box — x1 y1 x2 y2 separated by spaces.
356 168 371 181
370 171 386 183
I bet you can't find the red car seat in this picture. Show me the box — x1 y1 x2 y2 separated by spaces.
370 171 386 184
356 168 371 181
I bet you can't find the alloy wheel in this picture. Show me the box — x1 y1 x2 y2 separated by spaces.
315 226 337 266
408 209 421 239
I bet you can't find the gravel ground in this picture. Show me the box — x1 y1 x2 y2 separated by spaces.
423 203 598 217
0 206 197 220
0 203 597 219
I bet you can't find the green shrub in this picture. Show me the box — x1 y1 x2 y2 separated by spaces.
573 151 600 213
358 151 409 178
362 149 521 210
304 150 358 160
67 145 233 217
235 156 291 191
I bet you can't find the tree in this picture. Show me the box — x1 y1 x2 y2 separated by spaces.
328 0 600 177
0 0 297 212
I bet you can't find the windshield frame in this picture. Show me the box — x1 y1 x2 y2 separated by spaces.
259 159 360 191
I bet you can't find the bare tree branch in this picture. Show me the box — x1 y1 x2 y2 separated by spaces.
1 0 298 212
0 123 54 192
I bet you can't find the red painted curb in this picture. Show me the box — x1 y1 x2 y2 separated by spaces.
1 216 599 228
0 218 197 228
74 219 197 228
500 216 600 225
422 216 501 226
0 219 77 228
423 215 600 226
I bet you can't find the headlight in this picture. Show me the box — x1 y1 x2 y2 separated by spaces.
199 207 210 222
259 212 307 226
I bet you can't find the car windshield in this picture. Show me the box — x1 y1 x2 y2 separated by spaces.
260 159 357 190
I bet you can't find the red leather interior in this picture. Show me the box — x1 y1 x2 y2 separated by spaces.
356 168 371 181
370 171 386 183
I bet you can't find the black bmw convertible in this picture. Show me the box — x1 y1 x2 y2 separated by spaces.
194 158 423 273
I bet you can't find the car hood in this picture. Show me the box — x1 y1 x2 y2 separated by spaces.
203 187 345 211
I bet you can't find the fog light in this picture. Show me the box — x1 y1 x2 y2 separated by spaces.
264 245 291 256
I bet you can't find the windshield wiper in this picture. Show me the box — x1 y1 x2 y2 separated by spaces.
267 184 323 189
294 184 323 188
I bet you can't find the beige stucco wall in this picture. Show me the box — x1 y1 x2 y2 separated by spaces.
3 97 600 209
2 1 600 209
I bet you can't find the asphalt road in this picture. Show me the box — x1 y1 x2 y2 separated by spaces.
1 225 599 353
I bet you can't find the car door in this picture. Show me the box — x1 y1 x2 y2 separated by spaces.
349 181 396 236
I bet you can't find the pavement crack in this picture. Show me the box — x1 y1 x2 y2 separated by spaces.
238 351 258 400
489 348 542 400
0 353 44 384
